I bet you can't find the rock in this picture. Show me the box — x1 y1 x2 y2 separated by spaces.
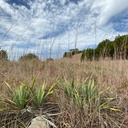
28 116 50 128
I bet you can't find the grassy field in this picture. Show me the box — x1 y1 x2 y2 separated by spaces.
0 55 128 127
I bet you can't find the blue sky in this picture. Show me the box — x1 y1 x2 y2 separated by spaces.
0 0 128 60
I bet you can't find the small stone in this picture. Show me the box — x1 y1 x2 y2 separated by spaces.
28 116 50 128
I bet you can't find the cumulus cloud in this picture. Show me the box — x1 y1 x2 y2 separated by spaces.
0 0 128 60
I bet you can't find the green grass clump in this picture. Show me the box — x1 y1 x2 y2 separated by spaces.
56 78 123 128
0 78 55 111
0 78 57 127
31 82 56 107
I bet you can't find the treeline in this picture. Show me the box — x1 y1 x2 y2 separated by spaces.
1 34 128 61
63 35 128 61
81 34 128 61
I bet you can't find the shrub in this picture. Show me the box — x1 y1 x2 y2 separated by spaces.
69 48 79 55
81 50 86 61
63 48 81 58
46 58 54 61
0 50 8 60
19 53 39 61
85 48 94 61
63 52 72 58
63 52 67 57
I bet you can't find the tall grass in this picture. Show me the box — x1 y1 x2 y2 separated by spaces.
0 56 128 127
0 28 128 127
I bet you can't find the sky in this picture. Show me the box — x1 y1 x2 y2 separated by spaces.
0 0 128 60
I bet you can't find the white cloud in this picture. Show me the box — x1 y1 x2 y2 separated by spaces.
0 0 128 60
91 0 128 25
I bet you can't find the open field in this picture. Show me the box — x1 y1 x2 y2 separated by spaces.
0 0 128 127
0 55 128 127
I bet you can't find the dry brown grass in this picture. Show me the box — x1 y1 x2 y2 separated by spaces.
0 55 128 127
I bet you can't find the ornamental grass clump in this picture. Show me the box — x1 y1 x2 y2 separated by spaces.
56 78 124 128
0 82 32 127
57 78 99 109
0 79 57 127
0 78 56 110
0 82 30 111
31 82 56 107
